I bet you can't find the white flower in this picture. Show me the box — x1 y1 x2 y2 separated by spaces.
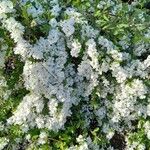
48 98 58 115
0 50 6 68
98 36 114 51
35 116 45 129
0 0 14 15
51 4 61 17
70 39 81 57
110 62 128 83
60 18 75 37
147 130 150 140
95 107 106 119
106 131 114 140
13 39 31 59
0 137 9 150
137 144 146 150
38 131 47 145
47 29 59 45
27 4 43 18
147 104 150 116
7 94 43 127
0 122 4 131
76 135 84 143
49 18 58 28
26 134 31 141
86 39 99 70
144 55 150 68
3 17 25 42
65 8 82 23
81 25 99 39
131 79 147 99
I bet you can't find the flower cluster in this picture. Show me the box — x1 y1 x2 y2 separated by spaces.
0 0 150 149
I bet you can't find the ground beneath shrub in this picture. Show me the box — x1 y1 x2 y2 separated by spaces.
110 132 126 150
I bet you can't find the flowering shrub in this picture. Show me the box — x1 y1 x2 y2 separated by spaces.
0 0 150 149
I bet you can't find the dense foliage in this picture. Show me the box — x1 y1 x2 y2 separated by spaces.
0 0 150 149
